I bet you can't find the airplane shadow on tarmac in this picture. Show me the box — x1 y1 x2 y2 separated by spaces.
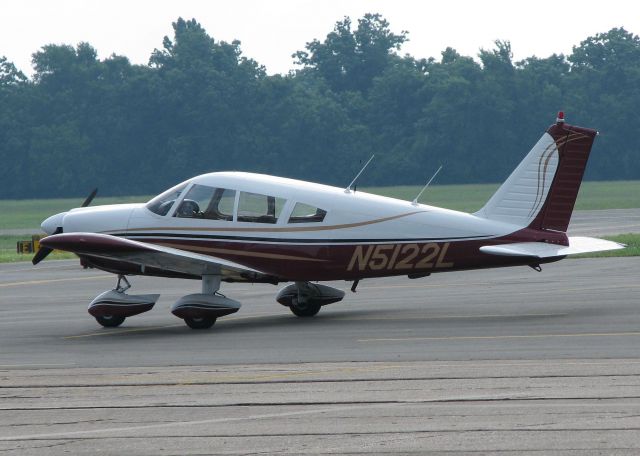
65 305 575 340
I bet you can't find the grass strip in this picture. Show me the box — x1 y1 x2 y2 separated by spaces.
2 180 640 230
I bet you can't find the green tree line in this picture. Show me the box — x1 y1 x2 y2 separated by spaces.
1 15 639 198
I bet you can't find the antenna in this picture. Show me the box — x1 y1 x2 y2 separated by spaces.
411 165 442 206
345 154 375 193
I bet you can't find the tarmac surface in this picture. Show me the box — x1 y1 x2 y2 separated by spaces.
567 208 640 236
1 253 639 454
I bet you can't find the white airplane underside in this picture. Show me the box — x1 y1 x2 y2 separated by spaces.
35 113 624 329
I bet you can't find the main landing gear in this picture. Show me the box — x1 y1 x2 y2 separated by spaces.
170 274 241 329
276 282 345 317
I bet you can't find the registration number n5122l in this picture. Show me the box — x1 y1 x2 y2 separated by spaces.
346 242 454 272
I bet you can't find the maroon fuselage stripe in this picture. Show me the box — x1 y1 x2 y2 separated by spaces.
121 226 567 281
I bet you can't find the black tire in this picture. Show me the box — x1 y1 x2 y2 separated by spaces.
184 316 216 329
289 300 321 317
95 315 126 328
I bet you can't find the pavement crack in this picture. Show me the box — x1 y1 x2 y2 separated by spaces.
4 395 640 411
5 428 640 441
0 439 77 452
3 373 640 388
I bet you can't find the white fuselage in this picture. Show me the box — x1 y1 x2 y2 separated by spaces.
51 172 522 245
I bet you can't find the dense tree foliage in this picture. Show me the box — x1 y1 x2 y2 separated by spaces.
1 17 639 199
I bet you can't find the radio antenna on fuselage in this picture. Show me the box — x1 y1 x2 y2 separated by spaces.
412 165 443 206
345 154 375 194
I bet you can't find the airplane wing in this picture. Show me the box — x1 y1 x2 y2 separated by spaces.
39 232 277 282
479 236 625 259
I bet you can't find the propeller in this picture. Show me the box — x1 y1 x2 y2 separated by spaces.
81 188 98 208
31 227 62 265
32 188 98 265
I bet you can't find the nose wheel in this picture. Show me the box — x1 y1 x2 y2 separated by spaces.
88 275 160 328
95 314 126 328
94 276 131 327
92 276 130 327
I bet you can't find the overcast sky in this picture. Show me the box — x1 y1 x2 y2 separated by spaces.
2 0 639 76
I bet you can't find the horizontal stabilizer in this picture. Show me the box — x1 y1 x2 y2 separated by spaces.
480 236 625 259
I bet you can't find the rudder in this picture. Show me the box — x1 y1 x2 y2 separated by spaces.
529 116 597 232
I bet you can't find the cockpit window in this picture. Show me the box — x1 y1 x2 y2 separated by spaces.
146 183 188 216
237 191 285 224
288 202 327 223
174 184 236 220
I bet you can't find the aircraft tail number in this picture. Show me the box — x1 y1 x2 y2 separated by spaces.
347 242 454 272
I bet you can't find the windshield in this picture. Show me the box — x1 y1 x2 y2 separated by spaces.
146 183 188 216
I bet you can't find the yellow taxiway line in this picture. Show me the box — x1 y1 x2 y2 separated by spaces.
63 324 185 339
359 331 640 342
0 275 112 288
332 312 567 321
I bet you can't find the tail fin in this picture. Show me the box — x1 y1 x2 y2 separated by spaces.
475 113 597 232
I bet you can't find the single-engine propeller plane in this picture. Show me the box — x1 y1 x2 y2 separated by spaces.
34 113 624 329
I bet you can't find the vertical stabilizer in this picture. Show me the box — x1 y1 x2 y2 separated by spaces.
475 113 597 232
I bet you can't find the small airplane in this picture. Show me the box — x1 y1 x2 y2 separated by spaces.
34 112 624 329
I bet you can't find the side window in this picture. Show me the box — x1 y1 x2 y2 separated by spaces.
146 183 188 216
175 184 236 221
209 188 235 221
237 192 285 224
288 202 327 223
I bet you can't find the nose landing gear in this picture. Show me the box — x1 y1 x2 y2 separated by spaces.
88 275 160 328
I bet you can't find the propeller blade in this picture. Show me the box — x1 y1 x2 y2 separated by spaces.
32 227 63 265
81 188 98 207
32 246 53 265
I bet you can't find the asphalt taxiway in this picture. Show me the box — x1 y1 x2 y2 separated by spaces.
1 255 639 454
568 208 640 236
